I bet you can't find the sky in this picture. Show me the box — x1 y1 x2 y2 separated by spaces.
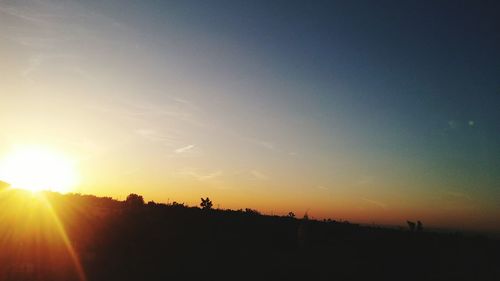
1 0 499 232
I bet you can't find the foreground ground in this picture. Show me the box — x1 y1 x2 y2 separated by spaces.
0 189 499 281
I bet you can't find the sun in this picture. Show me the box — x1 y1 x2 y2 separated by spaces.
0 146 79 193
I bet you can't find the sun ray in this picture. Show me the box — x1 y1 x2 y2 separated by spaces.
37 194 87 281
0 188 86 280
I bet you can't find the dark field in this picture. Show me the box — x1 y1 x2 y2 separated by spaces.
1 189 499 281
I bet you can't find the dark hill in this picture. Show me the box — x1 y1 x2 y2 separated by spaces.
0 189 498 281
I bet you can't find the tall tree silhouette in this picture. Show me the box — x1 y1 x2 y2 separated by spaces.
126 193 144 207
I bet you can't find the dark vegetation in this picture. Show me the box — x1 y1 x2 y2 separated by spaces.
1 188 499 281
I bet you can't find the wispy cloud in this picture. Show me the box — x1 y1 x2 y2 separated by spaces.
21 54 84 80
1 0 130 83
92 97 207 128
444 191 472 201
88 97 207 155
22 54 44 78
0 4 48 24
250 170 268 180
175 144 195 153
12 36 69 49
135 129 178 146
360 198 388 210
179 169 222 181
244 137 275 150
197 171 222 181
355 176 373 186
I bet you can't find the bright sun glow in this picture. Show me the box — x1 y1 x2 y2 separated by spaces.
0 146 78 193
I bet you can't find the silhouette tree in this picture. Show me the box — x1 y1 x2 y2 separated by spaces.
288 212 295 218
200 197 213 210
125 193 144 207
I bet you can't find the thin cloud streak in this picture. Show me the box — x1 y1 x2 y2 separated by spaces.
179 169 222 181
244 137 276 150
0 4 48 24
360 198 388 210
135 129 179 146
175 144 195 154
250 170 268 180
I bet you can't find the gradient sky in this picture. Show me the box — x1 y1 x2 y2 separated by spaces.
1 0 499 232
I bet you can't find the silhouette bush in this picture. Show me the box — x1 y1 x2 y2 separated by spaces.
200 197 213 210
245 208 261 215
171 201 186 208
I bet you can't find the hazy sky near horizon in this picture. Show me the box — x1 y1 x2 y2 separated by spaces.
1 0 499 231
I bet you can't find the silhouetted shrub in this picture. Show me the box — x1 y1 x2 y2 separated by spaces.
245 208 261 215
200 197 213 210
171 201 185 208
